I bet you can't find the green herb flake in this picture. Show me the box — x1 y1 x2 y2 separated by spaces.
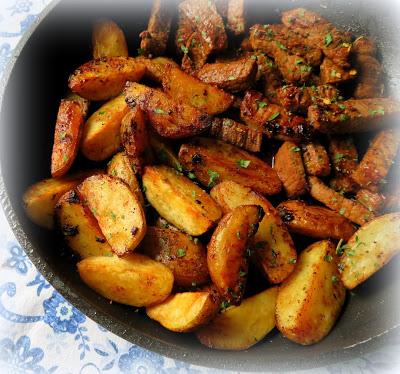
334 153 345 161
207 170 220 188
339 114 349 122
324 255 333 263
191 281 197 287
236 231 241 239
220 300 231 311
188 172 196 180
291 146 301 153
228 75 236 81
250 54 258 61
338 104 347 110
181 45 189 54
331 275 339 284
324 33 333 46
268 112 280 121
339 208 346 216
239 270 247 277
369 108 385 116
300 65 312 73
331 69 338 77
110 211 117 221
256 100 268 109
237 159 251 168
176 248 186 258
295 59 302 65
153 108 165 114
201 31 208 39
59 131 67 140
193 238 200 244
289 258 297 264
191 190 196 199
194 15 200 22
275 41 287 51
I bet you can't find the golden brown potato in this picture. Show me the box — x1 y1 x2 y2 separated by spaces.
92 19 129 58
51 95 89 178
69 57 145 101
142 166 222 236
276 240 346 345
106 152 145 206
302 142 331 177
139 226 209 288
149 135 183 171
211 181 296 284
124 82 212 139
274 141 308 198
196 287 278 350
207 205 264 305
277 200 356 241
309 176 374 226
81 95 129 161
120 106 152 174
340 213 400 289
77 174 146 256
161 66 234 115
138 56 179 83
22 170 98 230
55 190 112 258
178 138 282 196
146 290 220 332
77 254 173 307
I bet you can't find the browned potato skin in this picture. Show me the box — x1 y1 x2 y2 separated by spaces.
161 66 234 115
55 190 112 258
77 254 174 307
351 130 400 189
92 19 128 58
138 56 179 83
22 170 99 230
309 176 374 226
274 141 308 198
211 181 296 284
51 96 89 178
146 290 220 332
196 57 257 93
178 138 282 196
124 82 212 139
120 106 152 174
277 200 356 241
107 152 145 206
208 205 264 305
276 240 346 345
69 57 146 101
142 166 222 236
302 142 331 177
149 135 183 171
139 227 209 288
81 95 129 161
77 174 146 256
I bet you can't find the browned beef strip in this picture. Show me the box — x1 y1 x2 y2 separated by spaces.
320 58 357 85
227 0 246 35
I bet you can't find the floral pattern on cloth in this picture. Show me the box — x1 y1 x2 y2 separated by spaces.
0 0 399 373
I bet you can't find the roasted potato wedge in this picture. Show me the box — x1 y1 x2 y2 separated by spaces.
211 181 296 284
340 213 400 289
142 166 222 236
77 174 146 256
277 200 356 241
51 94 89 177
146 290 220 332
178 138 282 195
81 95 129 161
276 240 346 345
208 205 264 304
120 106 152 174
92 18 129 58
138 56 179 83
106 152 145 206
55 190 112 258
196 287 278 350
69 57 145 101
22 170 98 230
161 66 234 115
77 254 173 307
302 142 331 177
125 82 212 139
149 135 183 171
140 226 209 288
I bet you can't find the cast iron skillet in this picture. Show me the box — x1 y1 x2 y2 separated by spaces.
1 0 400 371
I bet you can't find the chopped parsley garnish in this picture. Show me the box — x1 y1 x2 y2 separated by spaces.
62 154 68 162
191 190 196 198
228 75 236 81
207 170 220 188
188 172 196 180
275 41 287 50
180 45 189 54
256 100 268 109
369 108 385 116
324 33 333 46
334 153 346 161
268 112 280 121
324 255 333 263
300 65 312 73
194 15 200 22
110 211 117 221
220 300 231 311
236 231 241 239
237 159 251 168
295 59 302 65
339 208 346 216
338 104 347 110
250 54 258 60
223 119 234 127
153 108 165 114
59 131 67 140
176 248 186 258
289 258 297 264
339 113 349 122
331 275 339 284
201 31 208 39
239 270 247 277
291 146 301 153
193 238 200 244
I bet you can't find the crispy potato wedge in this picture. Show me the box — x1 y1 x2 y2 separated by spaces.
92 19 129 58
146 290 220 332
55 190 112 258
22 170 98 230
107 152 145 206
196 287 278 350
77 254 173 307
302 142 331 177
149 135 183 171
340 213 400 289
161 66 234 115
208 205 264 304
211 181 296 284
277 200 356 241
142 166 222 236
138 56 179 83
178 138 282 195
140 226 209 288
276 240 346 345
69 57 145 101
51 94 89 178
329 175 360 194
81 95 129 161
125 82 212 139
120 106 152 174
309 176 374 226
77 174 146 256
275 141 308 198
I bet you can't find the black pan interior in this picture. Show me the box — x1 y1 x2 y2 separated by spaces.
0 0 400 371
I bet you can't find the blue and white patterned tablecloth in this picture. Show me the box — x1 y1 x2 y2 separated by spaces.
0 1 400 373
